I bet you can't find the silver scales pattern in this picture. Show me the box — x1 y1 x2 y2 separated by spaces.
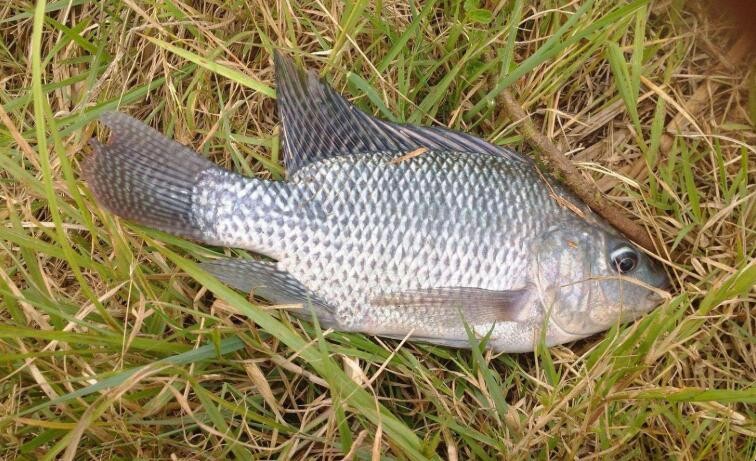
193 150 570 334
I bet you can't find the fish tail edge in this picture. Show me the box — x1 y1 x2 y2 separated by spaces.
83 111 218 240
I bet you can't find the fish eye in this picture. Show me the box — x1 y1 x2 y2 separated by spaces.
610 246 639 274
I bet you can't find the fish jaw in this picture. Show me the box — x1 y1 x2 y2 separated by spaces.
487 321 587 353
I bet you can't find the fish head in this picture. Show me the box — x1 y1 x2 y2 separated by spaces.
533 218 670 337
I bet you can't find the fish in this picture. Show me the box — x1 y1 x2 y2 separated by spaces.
83 52 670 352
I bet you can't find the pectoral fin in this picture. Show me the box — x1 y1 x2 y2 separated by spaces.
368 286 530 329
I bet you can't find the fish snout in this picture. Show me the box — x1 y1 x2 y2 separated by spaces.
646 256 672 290
645 268 672 304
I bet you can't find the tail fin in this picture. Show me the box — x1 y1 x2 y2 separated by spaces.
82 111 219 240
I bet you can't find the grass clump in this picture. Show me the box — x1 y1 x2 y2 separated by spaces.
0 0 754 459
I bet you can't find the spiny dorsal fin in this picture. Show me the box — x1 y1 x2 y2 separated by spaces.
273 51 526 174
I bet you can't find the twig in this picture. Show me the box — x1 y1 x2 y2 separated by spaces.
389 147 429 164
497 90 657 251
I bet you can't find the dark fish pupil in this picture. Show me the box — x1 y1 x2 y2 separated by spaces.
615 252 638 273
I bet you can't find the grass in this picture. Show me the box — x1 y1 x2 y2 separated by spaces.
0 0 754 459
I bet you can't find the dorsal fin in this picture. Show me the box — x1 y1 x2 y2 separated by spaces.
273 51 526 174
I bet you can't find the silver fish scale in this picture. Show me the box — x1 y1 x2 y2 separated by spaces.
194 150 571 333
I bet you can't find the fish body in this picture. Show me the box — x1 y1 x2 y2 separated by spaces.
84 53 669 352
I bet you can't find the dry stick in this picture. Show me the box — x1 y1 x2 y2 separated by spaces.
497 90 657 252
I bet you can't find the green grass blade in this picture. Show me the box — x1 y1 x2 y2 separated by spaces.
145 36 275 98
7 337 245 421
162 245 433 460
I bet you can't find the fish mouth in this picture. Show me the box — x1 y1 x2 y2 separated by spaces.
650 259 672 289
659 275 672 291
646 278 672 303
646 290 666 303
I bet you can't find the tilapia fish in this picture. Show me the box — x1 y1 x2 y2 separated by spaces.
84 52 669 352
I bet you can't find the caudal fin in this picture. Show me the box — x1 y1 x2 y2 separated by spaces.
82 111 219 240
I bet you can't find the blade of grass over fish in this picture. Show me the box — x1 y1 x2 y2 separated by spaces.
145 36 275 98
